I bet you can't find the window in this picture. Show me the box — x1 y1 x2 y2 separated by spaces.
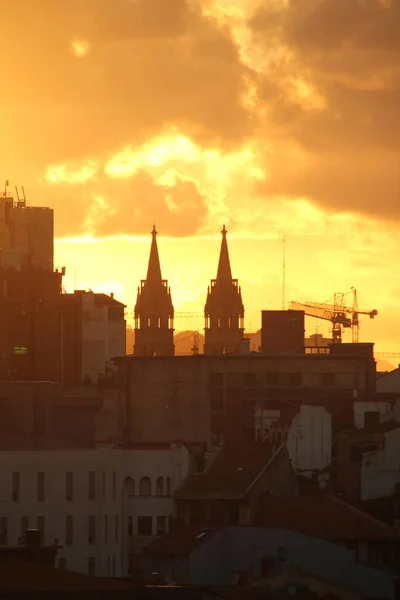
210 388 223 411
266 373 278 386
104 515 108 544
58 558 66 570
124 477 135 497
112 555 116 576
210 372 223 386
322 372 335 387
365 411 380 429
137 516 152 536
20 517 29 543
65 516 73 545
156 516 166 536
88 471 96 501
115 515 119 543
102 471 106 499
88 557 96 576
166 477 172 496
113 471 116 500
128 516 133 536
242 427 255 441
66 472 73 501
242 400 256 415
244 373 256 386
37 472 45 502
156 477 164 496
88 515 96 545
12 472 20 502
288 318 298 327
37 517 45 542
277 546 287 561
288 373 302 386
227 502 239 525
0 517 7 544
139 477 152 497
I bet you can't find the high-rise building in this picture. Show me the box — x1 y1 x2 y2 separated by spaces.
0 191 53 271
204 226 244 354
0 265 64 381
134 226 174 357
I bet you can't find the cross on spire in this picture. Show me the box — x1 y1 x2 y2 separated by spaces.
146 224 162 282
216 224 232 281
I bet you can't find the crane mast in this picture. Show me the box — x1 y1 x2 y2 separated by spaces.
289 289 377 344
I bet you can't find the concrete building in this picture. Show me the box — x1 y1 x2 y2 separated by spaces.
142 525 399 596
0 441 190 578
60 291 126 385
261 310 305 355
0 265 64 381
0 193 54 271
174 442 298 529
204 226 244 355
134 226 174 357
115 348 377 448
361 422 400 501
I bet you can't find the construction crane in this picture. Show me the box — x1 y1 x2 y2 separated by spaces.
289 289 378 344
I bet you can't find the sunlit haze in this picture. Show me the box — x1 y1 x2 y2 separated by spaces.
2 0 400 356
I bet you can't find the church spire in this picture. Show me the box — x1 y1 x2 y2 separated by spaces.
203 225 245 355
134 225 174 357
216 225 232 281
146 224 162 282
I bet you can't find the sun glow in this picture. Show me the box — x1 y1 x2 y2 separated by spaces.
70 39 90 58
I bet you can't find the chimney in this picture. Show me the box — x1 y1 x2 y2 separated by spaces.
240 338 250 354
110 292 114 299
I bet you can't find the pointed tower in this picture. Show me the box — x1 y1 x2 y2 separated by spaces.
134 226 174 356
204 225 244 354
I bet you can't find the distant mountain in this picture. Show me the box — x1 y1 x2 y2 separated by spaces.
125 327 205 356
174 330 205 355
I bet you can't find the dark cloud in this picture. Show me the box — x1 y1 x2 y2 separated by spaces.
1 0 251 166
1 0 400 234
251 0 400 217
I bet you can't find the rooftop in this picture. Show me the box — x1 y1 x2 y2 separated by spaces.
255 489 399 541
0 434 94 451
144 525 218 556
175 442 281 500
0 561 133 592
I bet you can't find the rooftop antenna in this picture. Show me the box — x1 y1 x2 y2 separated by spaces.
4 180 9 197
280 233 286 310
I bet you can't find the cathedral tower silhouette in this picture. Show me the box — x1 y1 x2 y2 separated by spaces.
134 226 174 356
204 225 244 354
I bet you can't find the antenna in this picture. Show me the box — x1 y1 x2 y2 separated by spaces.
281 233 286 310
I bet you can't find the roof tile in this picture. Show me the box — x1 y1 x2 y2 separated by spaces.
175 442 279 499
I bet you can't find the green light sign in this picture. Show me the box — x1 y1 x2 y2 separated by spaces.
13 346 27 355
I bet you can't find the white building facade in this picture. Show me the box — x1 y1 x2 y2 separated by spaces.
255 405 332 475
74 291 126 383
286 405 332 474
0 443 190 578
361 425 400 501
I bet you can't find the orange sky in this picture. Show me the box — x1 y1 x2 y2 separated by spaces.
2 0 400 358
